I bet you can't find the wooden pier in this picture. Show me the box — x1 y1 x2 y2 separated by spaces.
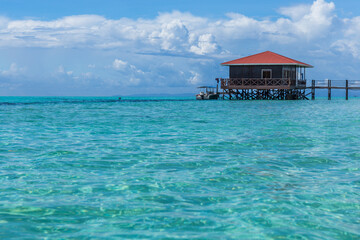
217 51 314 100
216 79 360 100
310 80 360 100
215 51 360 100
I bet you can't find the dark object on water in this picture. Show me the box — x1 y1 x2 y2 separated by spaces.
196 86 219 100
118 97 122 100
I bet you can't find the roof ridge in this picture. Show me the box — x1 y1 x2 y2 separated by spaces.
231 51 261 62
270 51 307 65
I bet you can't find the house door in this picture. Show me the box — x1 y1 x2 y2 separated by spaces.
262 69 272 78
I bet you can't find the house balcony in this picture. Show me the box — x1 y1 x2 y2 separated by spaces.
219 78 307 90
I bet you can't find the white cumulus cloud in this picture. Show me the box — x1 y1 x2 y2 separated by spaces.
331 16 360 58
190 34 219 55
113 59 128 71
0 63 24 77
188 71 202 85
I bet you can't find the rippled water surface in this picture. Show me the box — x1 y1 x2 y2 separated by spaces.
0 97 359 239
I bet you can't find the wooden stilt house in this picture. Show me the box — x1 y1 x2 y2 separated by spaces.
217 51 313 100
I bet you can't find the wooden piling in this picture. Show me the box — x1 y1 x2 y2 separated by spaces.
328 80 331 100
346 80 349 100
311 80 315 100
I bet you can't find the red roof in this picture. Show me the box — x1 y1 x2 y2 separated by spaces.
221 51 313 68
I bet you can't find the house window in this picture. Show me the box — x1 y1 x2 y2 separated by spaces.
283 66 295 79
283 67 290 79
262 69 272 79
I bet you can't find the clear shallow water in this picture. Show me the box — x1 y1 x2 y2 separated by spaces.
0 97 359 239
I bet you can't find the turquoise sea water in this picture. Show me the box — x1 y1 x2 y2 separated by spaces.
0 97 359 239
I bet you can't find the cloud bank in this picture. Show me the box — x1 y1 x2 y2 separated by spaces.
0 0 359 96
0 0 337 53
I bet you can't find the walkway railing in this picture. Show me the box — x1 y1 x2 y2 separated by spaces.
309 80 360 100
218 78 306 89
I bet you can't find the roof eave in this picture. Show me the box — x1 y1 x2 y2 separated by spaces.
221 63 313 68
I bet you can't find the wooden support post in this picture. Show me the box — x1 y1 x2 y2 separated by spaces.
328 80 331 100
346 80 349 100
311 80 315 100
216 78 219 94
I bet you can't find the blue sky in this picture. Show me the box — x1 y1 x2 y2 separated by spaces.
0 0 315 19
0 0 360 96
1 0 359 20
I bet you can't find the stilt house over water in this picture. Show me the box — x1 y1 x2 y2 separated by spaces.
217 51 313 100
